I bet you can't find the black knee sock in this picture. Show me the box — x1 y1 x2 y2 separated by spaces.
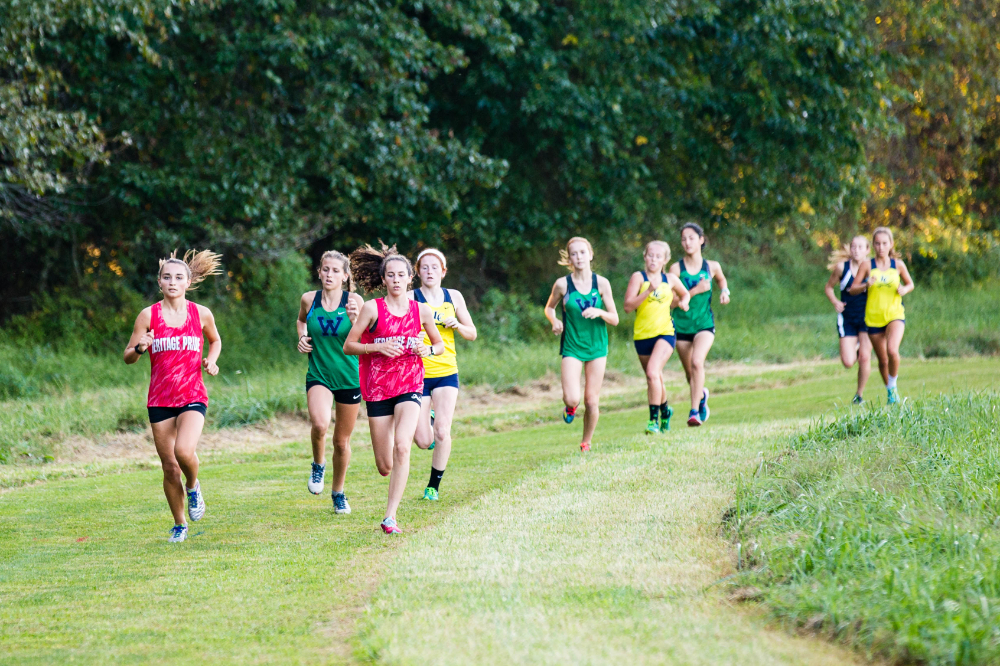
428 467 445 490
660 401 669 419
648 404 659 421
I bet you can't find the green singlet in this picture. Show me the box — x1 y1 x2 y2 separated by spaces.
672 258 714 334
559 273 609 362
305 291 360 391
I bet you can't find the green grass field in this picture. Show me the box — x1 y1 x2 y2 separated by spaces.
3 358 1000 664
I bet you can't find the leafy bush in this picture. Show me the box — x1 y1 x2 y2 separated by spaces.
728 394 1000 665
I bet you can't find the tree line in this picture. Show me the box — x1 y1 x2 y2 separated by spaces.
2 0 999 322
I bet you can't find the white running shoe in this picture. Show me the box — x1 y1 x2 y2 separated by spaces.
187 481 206 522
332 491 351 514
308 462 326 495
168 524 188 543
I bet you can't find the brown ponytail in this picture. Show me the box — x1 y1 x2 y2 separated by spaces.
349 242 414 293
158 249 223 290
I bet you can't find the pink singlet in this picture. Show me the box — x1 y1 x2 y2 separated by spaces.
359 298 425 402
147 301 209 408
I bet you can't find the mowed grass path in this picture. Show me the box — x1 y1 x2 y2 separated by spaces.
2 359 998 664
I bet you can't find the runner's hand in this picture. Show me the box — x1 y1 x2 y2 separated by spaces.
377 340 405 357
833 301 845 314
897 285 905 296
137 328 155 353
413 342 432 358
203 357 219 376
719 291 730 305
581 308 604 320
345 298 360 323
442 317 460 329
551 319 564 335
298 335 313 353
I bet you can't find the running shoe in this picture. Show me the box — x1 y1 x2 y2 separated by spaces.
168 524 188 543
308 462 325 495
687 409 702 427
645 419 660 434
852 394 864 406
699 388 710 423
580 441 591 452
423 487 439 501
187 481 205 522
661 405 674 432
332 491 351 514
887 387 900 405
381 517 402 535
563 406 576 424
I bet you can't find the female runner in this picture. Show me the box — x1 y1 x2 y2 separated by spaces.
849 227 914 404
410 249 477 501
669 223 730 427
544 237 620 451
824 236 872 405
296 251 364 513
123 250 222 543
623 240 690 434
343 244 444 534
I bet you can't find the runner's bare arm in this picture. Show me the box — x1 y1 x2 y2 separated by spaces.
669 273 691 311
825 265 846 312
848 262 871 295
297 292 314 353
710 261 730 305
124 308 154 364
544 278 567 335
346 292 364 324
582 276 619 326
896 260 915 297
623 272 652 313
446 290 478 341
417 302 445 357
199 305 222 376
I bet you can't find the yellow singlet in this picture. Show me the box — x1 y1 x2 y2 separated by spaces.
864 258 905 328
415 288 458 378
633 271 675 339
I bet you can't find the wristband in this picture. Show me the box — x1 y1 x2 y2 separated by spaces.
135 344 145 355
429 346 435 356
720 288 731 297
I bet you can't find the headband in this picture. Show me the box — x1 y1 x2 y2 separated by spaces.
416 248 447 269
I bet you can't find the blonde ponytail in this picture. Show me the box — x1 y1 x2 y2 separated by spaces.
158 249 223 289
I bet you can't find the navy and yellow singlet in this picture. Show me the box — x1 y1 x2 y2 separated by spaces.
633 271 675 340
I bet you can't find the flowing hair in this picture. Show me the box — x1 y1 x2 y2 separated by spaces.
349 242 414 293
319 250 355 292
826 235 870 270
557 237 595 270
158 249 223 290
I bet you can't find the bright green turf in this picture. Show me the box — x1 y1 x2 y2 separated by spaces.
2 358 998 664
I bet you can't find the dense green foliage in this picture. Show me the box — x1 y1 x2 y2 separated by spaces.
3 0 888 315
729 395 1000 664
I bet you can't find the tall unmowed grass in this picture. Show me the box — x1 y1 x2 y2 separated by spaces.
727 393 1000 665
3 277 1000 465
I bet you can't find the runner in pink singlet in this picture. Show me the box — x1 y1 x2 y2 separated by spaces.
345 244 444 534
147 300 210 408
125 250 222 543
358 297 425 402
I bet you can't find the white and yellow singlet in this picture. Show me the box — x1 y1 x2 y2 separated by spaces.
864 258 905 328
633 271 675 340
414 288 458 378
